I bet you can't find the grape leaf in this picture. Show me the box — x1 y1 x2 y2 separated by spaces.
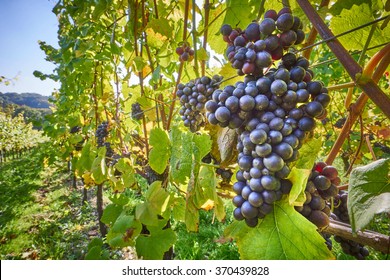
193 133 212 162
90 146 108 184
329 3 390 55
115 158 136 188
145 181 170 215
293 137 322 170
224 199 335 260
135 181 171 226
348 158 390 232
329 0 383 16
101 204 123 226
149 127 171 174
169 126 193 184
135 227 176 260
106 215 142 248
287 168 311 206
224 0 262 27
77 141 96 173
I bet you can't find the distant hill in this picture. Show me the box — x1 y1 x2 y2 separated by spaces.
0 92 50 109
0 92 52 129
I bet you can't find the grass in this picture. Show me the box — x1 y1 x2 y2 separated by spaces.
0 147 97 259
173 203 240 260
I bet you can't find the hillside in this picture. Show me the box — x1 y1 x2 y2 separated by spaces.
0 92 50 109
0 92 52 128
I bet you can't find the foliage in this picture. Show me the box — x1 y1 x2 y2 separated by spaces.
31 0 390 260
0 112 48 156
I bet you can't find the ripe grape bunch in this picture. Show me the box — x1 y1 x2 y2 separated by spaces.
131 102 144 121
177 75 223 132
176 42 195 62
220 8 305 77
95 121 114 159
295 162 340 229
206 52 331 227
95 121 109 147
331 190 370 259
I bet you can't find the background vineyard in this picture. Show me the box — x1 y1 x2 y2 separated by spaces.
1 0 389 260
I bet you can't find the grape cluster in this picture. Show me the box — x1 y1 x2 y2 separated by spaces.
221 8 305 77
176 42 195 62
295 162 340 229
216 167 233 183
70 126 81 134
95 121 109 147
331 190 370 259
131 102 144 121
177 75 223 132
205 53 330 227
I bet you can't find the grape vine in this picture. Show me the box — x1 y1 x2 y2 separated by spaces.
34 0 390 260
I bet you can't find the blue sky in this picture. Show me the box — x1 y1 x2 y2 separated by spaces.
0 0 59 96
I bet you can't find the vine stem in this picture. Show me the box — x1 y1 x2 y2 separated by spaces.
191 0 199 77
302 0 330 59
327 81 355 91
323 220 390 254
365 135 377 161
325 44 390 165
166 0 190 131
201 0 210 77
297 0 390 119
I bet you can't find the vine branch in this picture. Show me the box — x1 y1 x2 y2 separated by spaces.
297 0 390 119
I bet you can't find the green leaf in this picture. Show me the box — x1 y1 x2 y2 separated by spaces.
91 147 107 184
146 18 173 38
169 126 193 184
149 127 171 174
185 174 200 232
293 137 322 170
69 134 83 144
135 202 159 226
193 133 212 162
77 141 96 173
107 215 142 248
109 193 129 206
115 158 136 188
224 200 335 260
171 195 186 222
329 3 390 55
87 237 103 251
224 0 262 27
348 158 390 232
135 227 176 260
145 181 170 214
101 204 123 226
287 168 311 206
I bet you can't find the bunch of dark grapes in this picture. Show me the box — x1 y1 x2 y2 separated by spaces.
216 167 233 183
334 117 346 129
176 42 195 62
131 102 144 121
177 75 223 132
95 121 109 147
70 126 81 134
220 8 305 77
331 190 370 259
295 162 340 229
206 53 331 227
